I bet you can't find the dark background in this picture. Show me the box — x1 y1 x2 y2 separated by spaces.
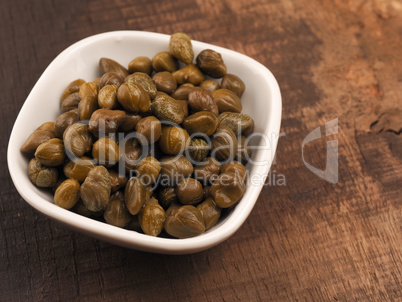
1 0 401 301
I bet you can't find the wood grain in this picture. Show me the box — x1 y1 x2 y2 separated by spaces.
1 0 401 301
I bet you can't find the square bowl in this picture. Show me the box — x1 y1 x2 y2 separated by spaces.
7 31 281 254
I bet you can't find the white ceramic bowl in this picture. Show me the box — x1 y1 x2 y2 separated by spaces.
7 31 281 254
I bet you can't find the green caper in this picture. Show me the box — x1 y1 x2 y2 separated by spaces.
164 205 205 239
120 137 142 171
169 32 194 64
21 128 55 155
187 87 219 116
197 198 221 230
99 72 124 88
28 158 58 188
98 85 118 109
152 52 177 72
128 56 152 75
221 73 245 97
78 96 99 121
54 179 80 210
172 64 204 85
61 92 80 112
61 79 85 103
104 192 132 228
171 84 194 100
54 109 79 138
221 161 247 182
151 95 185 124
117 82 151 114
99 57 129 80
187 138 210 163
182 111 219 136
211 172 246 208
199 80 220 92
219 112 254 136
35 138 65 166
80 166 111 212
159 126 190 155
156 186 178 209
109 170 128 192
63 123 93 157
196 49 226 78
159 155 193 185
176 178 204 205
118 113 142 133
193 157 221 185
211 125 238 161
79 81 99 100
139 202 166 236
88 109 126 136
136 156 161 185
212 89 242 113
135 116 162 145
92 137 120 167
125 72 157 100
124 177 146 215
63 156 96 182
152 71 177 94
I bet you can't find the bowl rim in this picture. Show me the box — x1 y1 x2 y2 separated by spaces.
7 30 282 254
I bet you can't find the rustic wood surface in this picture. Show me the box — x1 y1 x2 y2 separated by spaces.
1 0 401 301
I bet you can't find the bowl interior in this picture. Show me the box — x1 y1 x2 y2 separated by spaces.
8 31 281 254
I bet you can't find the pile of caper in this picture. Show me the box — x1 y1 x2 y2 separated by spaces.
21 33 255 239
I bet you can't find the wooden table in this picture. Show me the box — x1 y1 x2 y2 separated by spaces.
1 0 401 301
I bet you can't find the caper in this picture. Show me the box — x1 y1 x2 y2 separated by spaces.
139 202 166 236
63 123 93 157
125 72 157 100
35 138 65 166
159 126 190 155
99 57 129 80
135 116 162 145
28 158 58 188
109 170 128 192
88 108 126 137
79 81 99 100
157 186 178 209
199 80 220 93
63 156 96 182
118 113 142 133
152 71 177 94
159 155 193 185
187 87 219 116
211 125 238 162
164 205 205 239
117 82 151 113
197 198 221 230
203 186 213 200
196 49 227 78
221 161 247 182
120 137 142 171
98 85 118 109
78 96 99 121
80 166 111 212
152 52 177 72
36 121 56 134
21 127 55 155
92 137 120 167
124 177 146 215
169 32 194 64
220 73 245 98
176 178 203 205
171 84 194 100
172 64 204 85
54 109 79 138
212 89 242 113
151 95 185 124
193 157 221 185
99 72 124 88
61 79 85 103
71 200 93 218
136 156 161 185
187 138 210 163
54 179 80 210
61 92 80 112
211 172 246 208
128 56 152 75
219 112 254 136
182 111 219 136
104 192 132 228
